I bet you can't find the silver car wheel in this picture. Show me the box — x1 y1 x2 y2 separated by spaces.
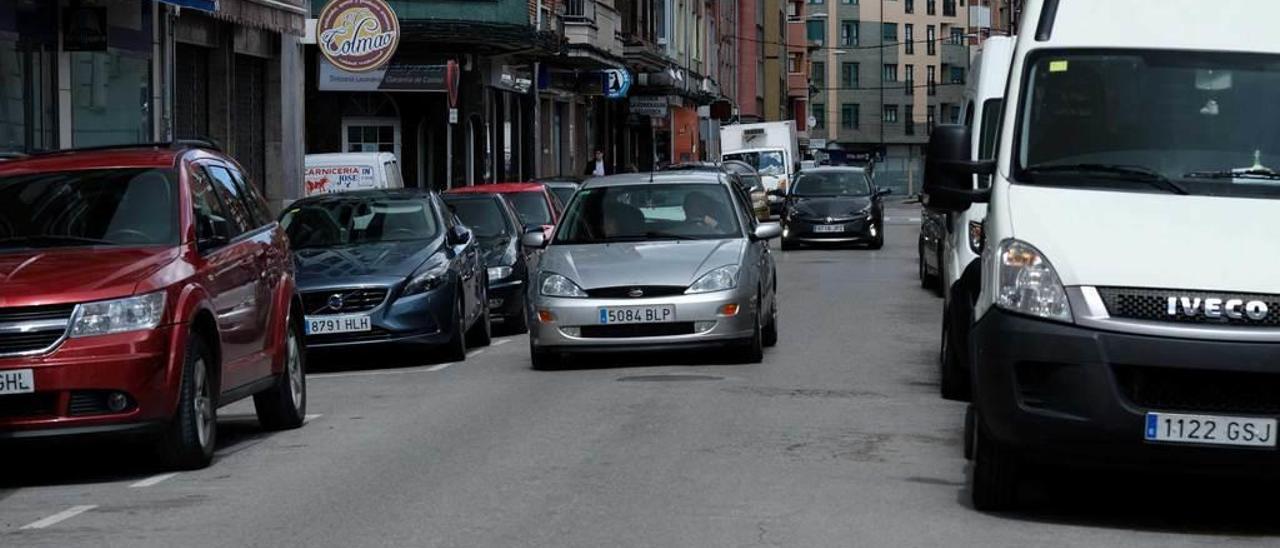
193 357 214 449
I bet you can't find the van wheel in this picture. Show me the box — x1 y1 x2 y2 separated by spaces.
255 315 306 431
940 306 971 402
157 335 216 470
467 286 492 347
441 292 468 362
970 412 1022 512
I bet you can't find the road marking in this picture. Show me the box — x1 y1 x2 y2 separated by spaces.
493 338 511 347
467 349 486 358
21 505 97 530
312 364 454 379
129 473 178 488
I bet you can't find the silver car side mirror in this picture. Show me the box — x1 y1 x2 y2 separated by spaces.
753 222 783 240
521 231 548 249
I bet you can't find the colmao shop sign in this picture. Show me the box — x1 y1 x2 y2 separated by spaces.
317 0 401 73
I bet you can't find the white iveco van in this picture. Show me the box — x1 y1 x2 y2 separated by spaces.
924 0 1280 510
937 36 1015 401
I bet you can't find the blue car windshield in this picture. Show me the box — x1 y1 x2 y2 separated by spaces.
281 195 441 249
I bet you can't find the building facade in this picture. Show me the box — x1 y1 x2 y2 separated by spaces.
785 0 809 146
808 0 969 193
1 0 308 207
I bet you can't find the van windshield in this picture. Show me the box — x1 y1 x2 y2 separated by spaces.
1016 50 1280 199
723 151 787 176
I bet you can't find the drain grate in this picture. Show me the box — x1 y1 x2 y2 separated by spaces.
617 374 724 382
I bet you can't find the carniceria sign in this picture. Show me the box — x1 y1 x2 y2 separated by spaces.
317 0 401 73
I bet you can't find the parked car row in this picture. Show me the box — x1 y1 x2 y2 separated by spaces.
918 0 1280 511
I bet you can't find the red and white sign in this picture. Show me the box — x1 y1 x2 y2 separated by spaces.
304 165 377 196
317 0 400 73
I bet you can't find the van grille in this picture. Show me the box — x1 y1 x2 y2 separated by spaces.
1097 287 1280 327
1115 365 1280 415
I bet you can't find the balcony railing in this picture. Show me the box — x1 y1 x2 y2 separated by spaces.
564 0 592 20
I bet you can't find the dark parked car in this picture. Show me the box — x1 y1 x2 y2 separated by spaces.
535 176 583 209
917 206 946 296
777 166 889 250
0 142 306 470
443 193 532 333
281 189 490 362
446 183 564 238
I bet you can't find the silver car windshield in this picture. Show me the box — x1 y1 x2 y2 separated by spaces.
555 183 742 244
1016 50 1280 199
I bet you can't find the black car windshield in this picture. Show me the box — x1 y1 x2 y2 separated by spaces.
722 150 787 176
280 195 441 249
1016 50 1280 199
444 196 513 239
0 168 178 249
504 192 553 226
555 183 742 244
792 171 871 196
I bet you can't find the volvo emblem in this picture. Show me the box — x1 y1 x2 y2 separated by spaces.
628 288 645 298
1167 296 1268 320
328 294 346 311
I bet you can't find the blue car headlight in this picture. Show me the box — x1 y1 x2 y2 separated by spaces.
403 255 450 297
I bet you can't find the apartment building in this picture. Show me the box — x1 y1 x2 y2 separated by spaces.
807 0 969 192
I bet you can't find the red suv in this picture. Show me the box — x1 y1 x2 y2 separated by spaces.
0 143 305 469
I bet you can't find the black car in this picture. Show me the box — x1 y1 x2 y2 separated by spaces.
535 176 583 209
280 189 490 362
917 206 947 296
777 167 889 250
443 192 532 333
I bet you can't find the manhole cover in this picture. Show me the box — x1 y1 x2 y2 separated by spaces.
617 374 724 382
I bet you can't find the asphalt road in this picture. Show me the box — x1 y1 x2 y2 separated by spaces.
3 206 1278 547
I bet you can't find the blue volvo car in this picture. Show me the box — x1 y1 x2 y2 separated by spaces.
280 189 490 361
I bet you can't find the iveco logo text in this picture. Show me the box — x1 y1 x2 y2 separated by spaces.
1166 297 1268 320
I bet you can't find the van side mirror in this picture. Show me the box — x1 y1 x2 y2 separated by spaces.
923 125 995 212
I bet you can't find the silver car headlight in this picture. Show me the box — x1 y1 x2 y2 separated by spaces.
541 273 587 298
686 265 740 294
487 266 513 281
403 255 450 297
69 291 166 338
992 239 1072 323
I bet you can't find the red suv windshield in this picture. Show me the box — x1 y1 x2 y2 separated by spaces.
0 168 179 249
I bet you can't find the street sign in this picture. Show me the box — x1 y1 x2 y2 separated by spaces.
603 68 632 99
317 0 401 73
629 96 669 118
446 60 460 108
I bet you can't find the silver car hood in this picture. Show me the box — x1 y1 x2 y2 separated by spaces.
543 240 746 289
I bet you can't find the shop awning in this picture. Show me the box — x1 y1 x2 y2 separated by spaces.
159 0 218 11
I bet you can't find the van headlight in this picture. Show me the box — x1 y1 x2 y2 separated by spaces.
70 291 166 338
686 265 740 294
991 239 1072 323
541 273 587 298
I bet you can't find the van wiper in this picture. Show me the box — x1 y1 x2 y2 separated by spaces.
1024 163 1189 195
1183 168 1280 180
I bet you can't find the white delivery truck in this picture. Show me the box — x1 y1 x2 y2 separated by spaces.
933 36 1015 402
924 0 1280 511
303 152 404 197
721 121 799 213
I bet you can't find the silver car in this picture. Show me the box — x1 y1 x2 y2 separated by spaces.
521 171 782 369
